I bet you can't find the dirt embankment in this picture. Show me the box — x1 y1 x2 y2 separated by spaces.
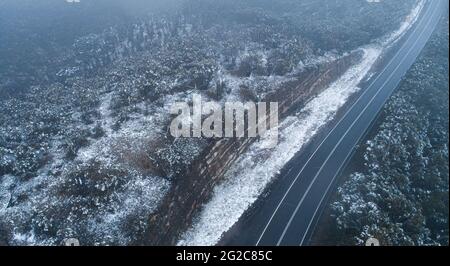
140 51 363 245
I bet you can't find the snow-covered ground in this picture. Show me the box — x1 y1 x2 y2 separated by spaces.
178 0 426 246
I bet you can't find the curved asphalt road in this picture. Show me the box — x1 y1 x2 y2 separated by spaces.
226 0 446 246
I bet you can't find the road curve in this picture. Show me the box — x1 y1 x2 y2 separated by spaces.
224 0 447 246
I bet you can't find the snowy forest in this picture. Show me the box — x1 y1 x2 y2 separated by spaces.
0 0 446 246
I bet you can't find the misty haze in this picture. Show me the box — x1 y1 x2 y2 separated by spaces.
0 0 448 248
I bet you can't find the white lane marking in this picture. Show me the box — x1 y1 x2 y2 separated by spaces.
255 0 432 246
297 0 442 246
